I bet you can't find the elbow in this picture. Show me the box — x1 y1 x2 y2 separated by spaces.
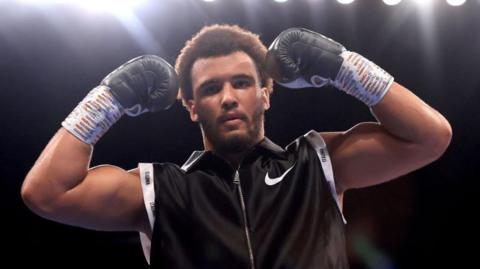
21 176 58 218
424 118 453 161
21 177 44 215
434 118 452 157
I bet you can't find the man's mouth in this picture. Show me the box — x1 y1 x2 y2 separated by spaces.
218 112 247 125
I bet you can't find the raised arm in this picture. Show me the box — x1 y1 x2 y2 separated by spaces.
321 82 451 192
266 28 452 194
22 128 147 231
21 55 178 234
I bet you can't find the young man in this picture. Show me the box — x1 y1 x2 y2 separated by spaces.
21 24 452 268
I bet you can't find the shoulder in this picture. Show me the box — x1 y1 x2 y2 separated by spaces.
136 162 189 204
136 162 185 177
285 130 342 152
316 131 344 148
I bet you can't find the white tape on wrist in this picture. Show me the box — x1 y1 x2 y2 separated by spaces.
334 51 394 107
61 85 124 145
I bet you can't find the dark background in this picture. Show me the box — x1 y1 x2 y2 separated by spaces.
1 0 478 268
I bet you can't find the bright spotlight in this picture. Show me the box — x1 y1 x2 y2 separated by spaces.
413 0 433 6
203 0 216 2
274 0 289 3
337 0 355 4
17 0 147 13
78 0 146 13
383 0 402 6
446 0 466 6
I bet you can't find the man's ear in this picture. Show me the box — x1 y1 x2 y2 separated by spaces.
261 87 270 111
186 100 199 122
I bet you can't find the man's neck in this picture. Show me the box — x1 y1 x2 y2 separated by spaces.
204 136 264 169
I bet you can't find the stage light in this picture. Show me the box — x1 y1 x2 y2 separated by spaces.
382 0 402 6
413 0 433 6
274 0 289 3
337 0 355 4
16 0 147 13
203 0 216 2
80 0 147 13
446 0 466 6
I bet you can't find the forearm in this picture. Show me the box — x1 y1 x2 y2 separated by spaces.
22 128 93 206
370 82 452 151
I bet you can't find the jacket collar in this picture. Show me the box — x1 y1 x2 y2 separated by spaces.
180 137 286 173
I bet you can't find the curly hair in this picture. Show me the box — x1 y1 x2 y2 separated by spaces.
175 24 273 107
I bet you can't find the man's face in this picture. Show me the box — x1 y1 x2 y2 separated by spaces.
187 51 270 154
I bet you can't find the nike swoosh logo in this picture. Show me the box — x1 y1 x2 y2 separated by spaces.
265 163 296 186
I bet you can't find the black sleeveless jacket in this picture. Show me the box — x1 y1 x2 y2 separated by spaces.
139 131 349 269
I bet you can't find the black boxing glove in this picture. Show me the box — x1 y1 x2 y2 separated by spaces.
101 55 178 116
266 28 393 106
62 55 178 145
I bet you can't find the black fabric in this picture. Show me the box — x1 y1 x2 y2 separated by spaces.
149 134 349 269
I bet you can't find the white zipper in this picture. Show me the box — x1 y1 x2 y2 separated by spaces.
233 170 256 269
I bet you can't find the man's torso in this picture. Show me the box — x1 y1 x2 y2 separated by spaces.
142 132 349 269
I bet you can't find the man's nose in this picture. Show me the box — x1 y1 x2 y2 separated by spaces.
221 83 238 110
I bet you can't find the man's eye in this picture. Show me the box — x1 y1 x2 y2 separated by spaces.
201 84 221 95
233 79 252 89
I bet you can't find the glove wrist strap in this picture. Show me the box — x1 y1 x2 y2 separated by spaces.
62 85 124 145
334 51 394 107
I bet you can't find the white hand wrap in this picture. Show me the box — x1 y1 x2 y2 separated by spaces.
61 85 124 145
334 51 394 107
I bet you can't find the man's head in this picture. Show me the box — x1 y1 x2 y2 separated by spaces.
176 24 273 104
175 24 273 155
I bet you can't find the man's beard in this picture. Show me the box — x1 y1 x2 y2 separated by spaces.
199 103 264 155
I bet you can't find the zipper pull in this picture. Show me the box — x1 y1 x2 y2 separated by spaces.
233 170 240 185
